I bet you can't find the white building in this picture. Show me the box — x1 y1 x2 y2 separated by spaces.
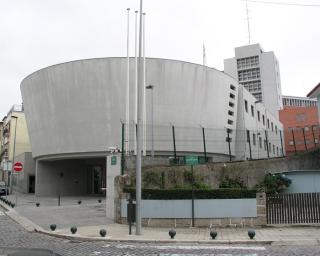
20 57 284 196
224 44 283 118
282 95 317 108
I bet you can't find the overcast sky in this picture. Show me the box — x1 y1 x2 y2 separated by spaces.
0 0 319 117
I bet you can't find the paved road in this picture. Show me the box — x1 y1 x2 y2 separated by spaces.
1 209 320 256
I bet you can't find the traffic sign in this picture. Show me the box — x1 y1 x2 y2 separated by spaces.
13 162 23 172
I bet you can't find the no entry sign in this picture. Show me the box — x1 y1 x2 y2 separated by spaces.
13 162 23 172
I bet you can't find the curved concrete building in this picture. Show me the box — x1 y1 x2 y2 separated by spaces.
21 58 240 159
21 58 284 196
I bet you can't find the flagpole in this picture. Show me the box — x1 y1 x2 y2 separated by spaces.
142 12 147 156
125 8 130 155
134 10 138 155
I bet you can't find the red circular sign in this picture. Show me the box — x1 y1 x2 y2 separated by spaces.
13 162 23 172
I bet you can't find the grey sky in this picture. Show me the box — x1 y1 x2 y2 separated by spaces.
0 0 319 117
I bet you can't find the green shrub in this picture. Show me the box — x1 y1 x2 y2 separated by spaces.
256 173 291 194
219 175 246 189
123 188 256 200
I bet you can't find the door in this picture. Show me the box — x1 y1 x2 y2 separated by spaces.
29 175 35 193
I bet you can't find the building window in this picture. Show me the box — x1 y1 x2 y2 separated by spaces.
305 126 309 131
264 140 267 150
227 119 234 125
273 144 275 154
229 102 235 107
257 111 260 122
271 122 274 132
245 100 248 112
230 93 235 99
269 142 271 152
253 133 256 146
230 84 236 91
267 119 270 128
275 125 278 134
251 105 254 117
246 130 250 143
277 147 279 156
228 110 234 116
259 137 262 148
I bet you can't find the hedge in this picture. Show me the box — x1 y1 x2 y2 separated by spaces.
123 188 257 200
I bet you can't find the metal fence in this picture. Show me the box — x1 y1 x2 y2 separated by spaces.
266 193 320 224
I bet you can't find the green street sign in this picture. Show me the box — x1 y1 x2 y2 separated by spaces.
111 155 117 165
185 155 199 166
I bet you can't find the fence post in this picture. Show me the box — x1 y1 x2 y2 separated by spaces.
312 125 316 148
226 129 232 162
202 127 207 162
302 127 308 151
265 130 270 158
172 125 177 163
121 122 125 175
291 129 297 154
280 130 284 156
247 130 252 160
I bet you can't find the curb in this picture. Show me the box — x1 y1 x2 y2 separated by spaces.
1 201 319 246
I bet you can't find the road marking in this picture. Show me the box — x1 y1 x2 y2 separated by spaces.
0 211 5 216
114 244 265 251
159 254 258 256
140 245 265 251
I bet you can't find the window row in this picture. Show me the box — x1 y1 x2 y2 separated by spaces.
283 97 317 107
237 56 259 69
246 130 281 156
242 80 261 93
244 100 278 134
238 68 261 81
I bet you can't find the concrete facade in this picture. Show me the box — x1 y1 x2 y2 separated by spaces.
20 57 284 196
224 44 283 118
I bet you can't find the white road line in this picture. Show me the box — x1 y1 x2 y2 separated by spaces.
114 244 265 251
140 245 265 251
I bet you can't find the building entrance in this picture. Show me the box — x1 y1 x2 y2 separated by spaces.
28 175 35 193
87 165 105 195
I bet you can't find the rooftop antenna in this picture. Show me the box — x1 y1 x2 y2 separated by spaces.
246 0 251 44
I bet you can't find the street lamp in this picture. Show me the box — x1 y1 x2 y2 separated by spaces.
9 115 18 195
146 85 154 157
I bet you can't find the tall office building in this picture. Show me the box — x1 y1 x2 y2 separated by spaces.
224 44 283 118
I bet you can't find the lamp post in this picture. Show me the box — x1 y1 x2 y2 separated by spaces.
9 115 18 195
146 85 154 157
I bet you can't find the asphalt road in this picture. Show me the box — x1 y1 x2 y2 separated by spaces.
1 210 320 256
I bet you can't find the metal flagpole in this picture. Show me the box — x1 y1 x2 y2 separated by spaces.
134 10 138 155
136 0 143 235
142 12 147 156
125 8 131 155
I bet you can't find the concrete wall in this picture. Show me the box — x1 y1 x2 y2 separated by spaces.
283 171 320 193
119 193 266 228
35 159 88 196
121 198 257 218
12 152 35 193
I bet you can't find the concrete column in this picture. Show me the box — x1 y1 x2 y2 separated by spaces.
255 192 267 226
106 154 121 221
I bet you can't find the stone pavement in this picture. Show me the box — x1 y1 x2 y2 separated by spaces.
2 193 320 245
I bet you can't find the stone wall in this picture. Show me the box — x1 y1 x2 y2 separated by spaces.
125 150 320 189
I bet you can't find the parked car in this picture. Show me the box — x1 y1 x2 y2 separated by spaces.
0 181 9 195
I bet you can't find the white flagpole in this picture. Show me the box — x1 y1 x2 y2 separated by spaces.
125 8 130 155
203 43 206 66
136 0 143 236
142 12 147 156
134 10 138 155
